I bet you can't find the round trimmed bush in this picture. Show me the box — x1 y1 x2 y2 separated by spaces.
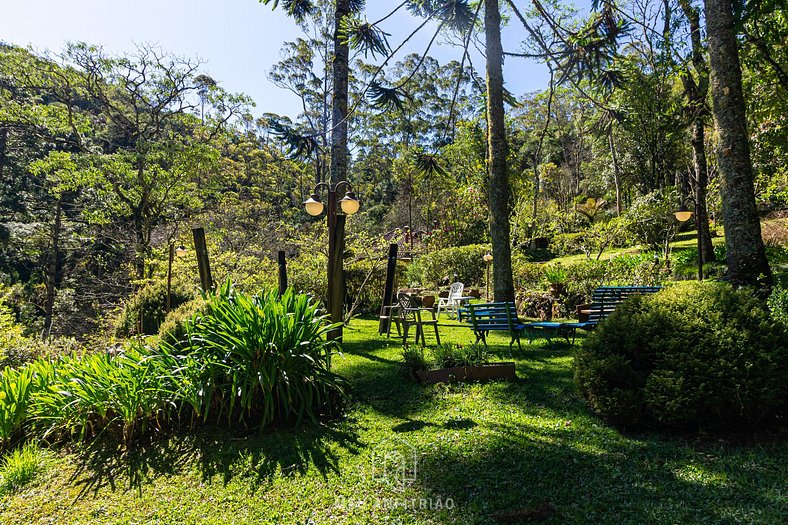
574 281 788 431
157 296 206 347
115 280 195 337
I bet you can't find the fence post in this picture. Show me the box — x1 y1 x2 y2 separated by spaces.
277 250 287 296
192 227 213 291
378 243 398 334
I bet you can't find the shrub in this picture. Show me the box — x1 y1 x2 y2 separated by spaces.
115 279 195 337
0 298 33 369
512 255 544 292
768 286 788 326
575 282 788 431
157 297 206 347
622 189 681 252
419 244 490 287
159 283 345 428
0 442 50 495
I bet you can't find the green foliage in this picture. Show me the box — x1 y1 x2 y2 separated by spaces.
543 264 568 284
32 346 176 444
401 346 428 376
159 283 344 428
404 343 490 372
575 282 788 430
0 366 36 447
419 244 490 287
622 189 680 252
403 258 426 287
0 296 33 369
513 252 666 299
157 297 206 348
115 279 195 337
768 285 788 326
0 442 50 495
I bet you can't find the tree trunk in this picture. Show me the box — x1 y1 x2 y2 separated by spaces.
485 0 515 303
42 198 62 339
330 0 350 185
0 128 6 182
689 118 716 266
679 0 715 271
608 127 622 216
327 0 351 339
703 0 771 288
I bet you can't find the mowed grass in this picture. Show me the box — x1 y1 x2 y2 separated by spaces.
0 318 785 524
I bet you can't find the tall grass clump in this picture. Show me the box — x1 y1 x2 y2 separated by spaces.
160 283 344 429
32 346 176 444
0 442 50 495
0 366 36 448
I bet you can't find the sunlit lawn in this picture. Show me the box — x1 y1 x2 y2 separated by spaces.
1 318 785 524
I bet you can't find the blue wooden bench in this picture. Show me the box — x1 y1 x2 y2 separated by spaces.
465 302 526 350
557 285 662 342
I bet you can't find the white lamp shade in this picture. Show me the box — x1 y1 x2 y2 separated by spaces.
175 245 189 257
483 253 493 262
339 192 360 215
304 194 324 216
674 210 693 222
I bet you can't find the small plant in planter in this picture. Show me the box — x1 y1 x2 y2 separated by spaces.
543 264 568 297
401 343 515 383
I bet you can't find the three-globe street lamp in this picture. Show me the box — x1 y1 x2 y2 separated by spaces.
303 181 360 340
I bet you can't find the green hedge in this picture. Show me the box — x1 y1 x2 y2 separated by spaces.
574 282 788 431
417 244 490 287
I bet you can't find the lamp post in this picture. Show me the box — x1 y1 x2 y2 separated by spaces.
483 252 493 301
303 181 360 341
166 244 189 313
674 204 703 280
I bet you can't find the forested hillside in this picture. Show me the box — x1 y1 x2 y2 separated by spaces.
0 0 785 345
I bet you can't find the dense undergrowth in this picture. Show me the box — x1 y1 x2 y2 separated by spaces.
0 284 343 450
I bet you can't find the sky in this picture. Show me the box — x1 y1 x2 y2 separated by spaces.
0 0 555 120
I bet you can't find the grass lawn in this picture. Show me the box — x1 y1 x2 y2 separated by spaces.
1 318 785 524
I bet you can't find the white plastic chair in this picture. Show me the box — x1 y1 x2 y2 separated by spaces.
436 282 465 318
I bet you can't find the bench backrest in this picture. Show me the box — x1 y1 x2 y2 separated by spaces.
467 302 519 331
588 286 661 323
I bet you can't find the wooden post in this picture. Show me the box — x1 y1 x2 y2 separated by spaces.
378 243 398 334
277 250 287 296
192 227 213 292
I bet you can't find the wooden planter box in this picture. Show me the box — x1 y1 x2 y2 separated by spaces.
415 362 516 383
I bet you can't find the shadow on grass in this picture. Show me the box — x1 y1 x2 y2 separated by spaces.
340 327 583 422
69 420 361 496
411 424 785 524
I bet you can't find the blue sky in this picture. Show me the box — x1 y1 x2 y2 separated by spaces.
0 0 555 119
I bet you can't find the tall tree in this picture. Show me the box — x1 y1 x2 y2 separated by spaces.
703 0 771 287
484 0 515 302
676 0 715 274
